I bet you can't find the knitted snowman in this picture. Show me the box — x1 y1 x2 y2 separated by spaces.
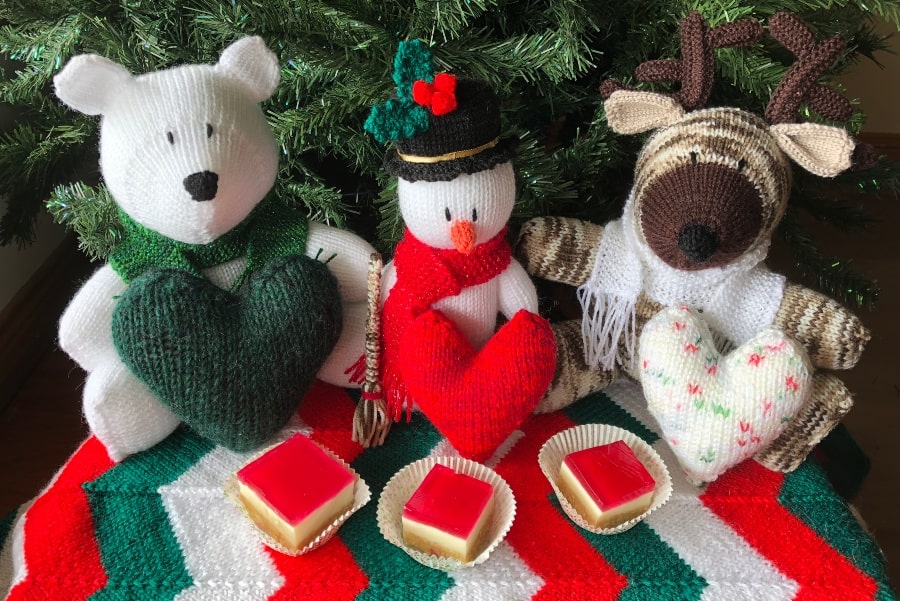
55 37 375 460
516 13 870 478
366 41 559 462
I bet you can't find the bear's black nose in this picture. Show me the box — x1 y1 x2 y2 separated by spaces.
183 170 218 202
678 223 718 264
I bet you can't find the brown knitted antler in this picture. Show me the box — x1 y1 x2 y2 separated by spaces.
600 12 763 110
765 12 853 124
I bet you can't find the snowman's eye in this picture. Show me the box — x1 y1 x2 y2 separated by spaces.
444 207 451 222
472 207 478 222
166 131 175 145
206 123 213 138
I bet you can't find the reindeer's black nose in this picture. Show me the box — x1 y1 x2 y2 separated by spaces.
678 223 718 264
183 171 218 202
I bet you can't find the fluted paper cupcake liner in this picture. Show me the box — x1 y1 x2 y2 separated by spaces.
538 424 672 534
225 439 371 556
377 456 516 571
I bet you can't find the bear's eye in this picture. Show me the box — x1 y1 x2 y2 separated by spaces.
206 123 213 138
690 151 698 165
166 131 175 145
737 158 747 172
444 207 451 222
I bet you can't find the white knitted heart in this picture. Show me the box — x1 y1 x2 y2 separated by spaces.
639 306 811 484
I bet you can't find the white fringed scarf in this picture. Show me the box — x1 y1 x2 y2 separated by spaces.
577 193 787 372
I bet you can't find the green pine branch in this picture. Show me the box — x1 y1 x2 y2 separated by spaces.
45 182 120 261
1 0 898 308
779 208 880 308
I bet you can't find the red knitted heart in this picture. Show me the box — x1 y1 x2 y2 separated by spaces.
401 308 556 461
412 73 458 116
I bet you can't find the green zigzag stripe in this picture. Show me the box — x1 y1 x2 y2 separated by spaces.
556 497 707 601
564 390 660 445
562 391 704 600
779 461 898 601
341 414 454 601
85 427 214 601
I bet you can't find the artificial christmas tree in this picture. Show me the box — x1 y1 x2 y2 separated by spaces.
2 0 898 309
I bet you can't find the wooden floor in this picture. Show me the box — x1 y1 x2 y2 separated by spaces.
1 196 899 591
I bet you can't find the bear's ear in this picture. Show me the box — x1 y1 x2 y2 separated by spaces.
54 54 132 116
216 36 280 102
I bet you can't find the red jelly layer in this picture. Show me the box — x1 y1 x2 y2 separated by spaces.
237 433 355 526
403 464 493 538
563 440 655 510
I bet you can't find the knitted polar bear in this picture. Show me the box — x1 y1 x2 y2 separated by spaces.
55 37 374 460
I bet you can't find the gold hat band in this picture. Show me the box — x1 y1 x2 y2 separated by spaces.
396 137 500 164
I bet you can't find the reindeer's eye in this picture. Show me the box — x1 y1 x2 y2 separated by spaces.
472 207 478 222
737 158 747 172
690 151 698 165
445 207 452 222
166 131 175 145
206 123 213 138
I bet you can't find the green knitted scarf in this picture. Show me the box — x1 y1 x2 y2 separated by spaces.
109 197 309 289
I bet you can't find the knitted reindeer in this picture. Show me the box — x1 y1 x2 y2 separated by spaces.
517 12 869 473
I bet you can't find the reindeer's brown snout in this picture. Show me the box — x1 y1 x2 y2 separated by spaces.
639 162 763 270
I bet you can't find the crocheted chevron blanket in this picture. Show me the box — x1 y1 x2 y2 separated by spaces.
1 379 895 601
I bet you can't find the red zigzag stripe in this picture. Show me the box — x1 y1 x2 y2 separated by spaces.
267 382 369 601
701 460 878 601
6 436 114 601
494 412 628 601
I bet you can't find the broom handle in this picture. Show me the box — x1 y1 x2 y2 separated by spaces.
352 252 390 447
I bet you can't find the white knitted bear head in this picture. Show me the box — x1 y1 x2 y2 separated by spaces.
398 161 515 254
54 37 280 245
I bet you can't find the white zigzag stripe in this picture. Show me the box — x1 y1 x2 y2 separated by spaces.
601 378 662 437
644 441 800 601
427 430 525 469
441 542 544 601
605 380 801 601
159 446 284 600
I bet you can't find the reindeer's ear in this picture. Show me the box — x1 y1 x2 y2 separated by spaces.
770 123 854 178
604 90 684 135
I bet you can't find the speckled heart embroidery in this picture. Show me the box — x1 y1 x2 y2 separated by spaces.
639 306 811 484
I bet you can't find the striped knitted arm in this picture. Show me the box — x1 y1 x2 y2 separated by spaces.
773 283 869 370
755 371 854 472
535 319 615 413
515 217 604 287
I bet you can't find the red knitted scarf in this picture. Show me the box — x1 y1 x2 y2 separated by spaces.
382 227 512 419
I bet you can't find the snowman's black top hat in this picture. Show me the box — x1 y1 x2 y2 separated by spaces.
383 78 517 183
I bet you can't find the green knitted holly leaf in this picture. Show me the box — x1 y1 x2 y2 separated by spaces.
364 97 430 144
393 39 434 99
365 39 434 143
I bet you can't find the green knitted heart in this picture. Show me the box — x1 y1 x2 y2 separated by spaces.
111 255 342 452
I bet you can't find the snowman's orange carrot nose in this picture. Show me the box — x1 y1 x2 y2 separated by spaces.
450 220 476 254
